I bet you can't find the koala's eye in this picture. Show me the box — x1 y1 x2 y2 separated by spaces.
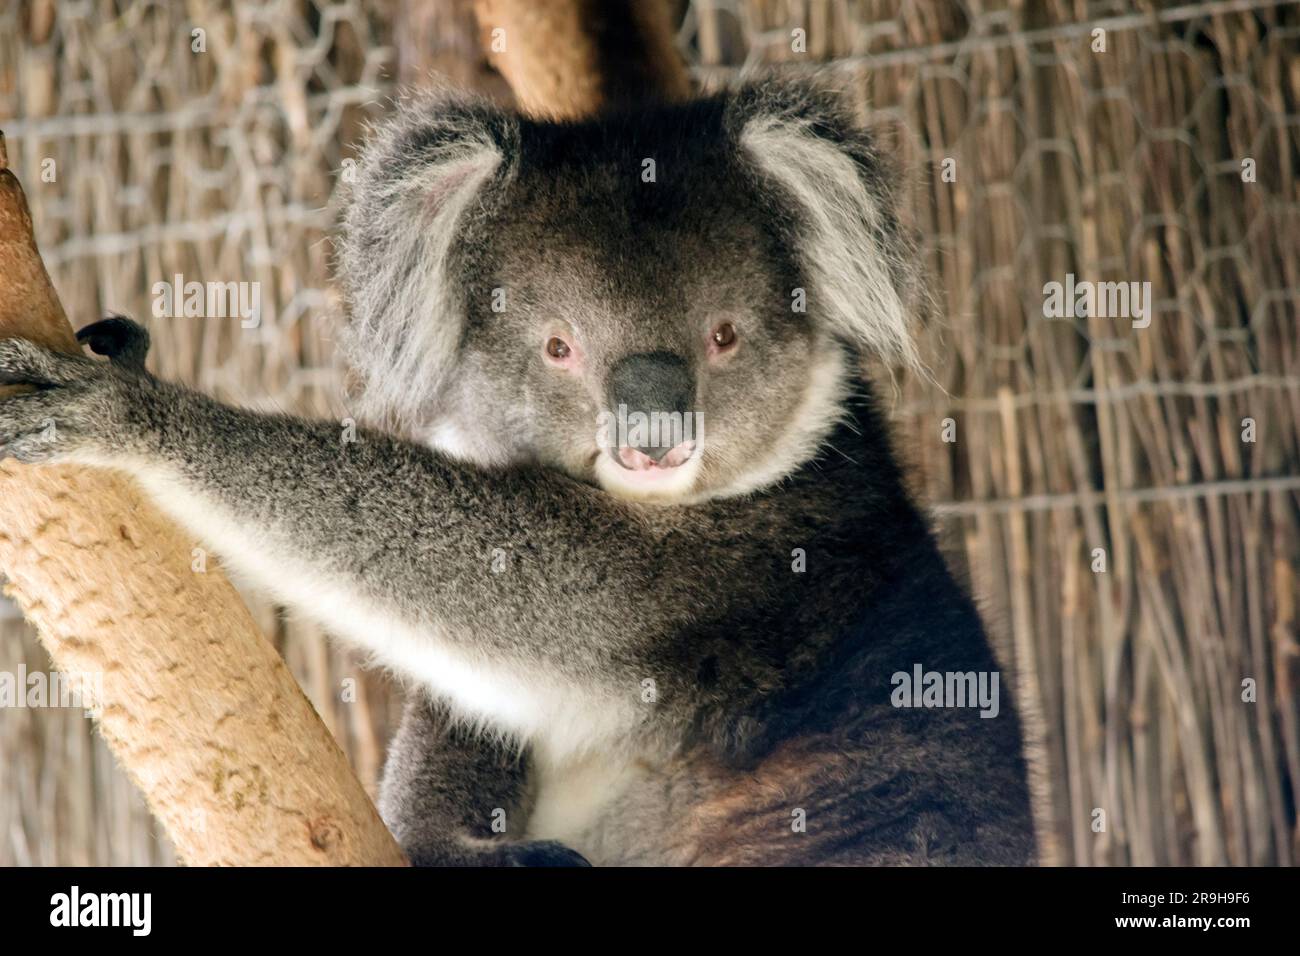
710 322 737 350
545 336 572 361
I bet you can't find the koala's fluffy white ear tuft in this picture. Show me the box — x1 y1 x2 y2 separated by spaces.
338 93 519 429
729 81 922 371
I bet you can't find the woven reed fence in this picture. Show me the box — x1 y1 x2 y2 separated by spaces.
1 0 1296 866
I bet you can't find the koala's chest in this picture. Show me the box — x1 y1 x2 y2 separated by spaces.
524 749 736 866
359 617 641 756
525 753 648 856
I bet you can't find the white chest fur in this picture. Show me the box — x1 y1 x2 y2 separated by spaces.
526 749 648 859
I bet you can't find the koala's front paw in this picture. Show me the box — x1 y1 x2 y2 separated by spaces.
0 335 120 464
491 839 592 868
404 838 592 868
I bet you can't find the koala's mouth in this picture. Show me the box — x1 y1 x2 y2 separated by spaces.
615 439 696 472
594 440 703 501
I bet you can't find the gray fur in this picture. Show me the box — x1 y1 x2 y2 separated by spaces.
0 79 1035 866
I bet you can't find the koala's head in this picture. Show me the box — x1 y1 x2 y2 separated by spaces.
339 79 920 503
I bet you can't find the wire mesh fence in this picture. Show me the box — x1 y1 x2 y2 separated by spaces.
1 0 1296 865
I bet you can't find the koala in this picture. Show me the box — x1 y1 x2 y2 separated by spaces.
0 79 1036 866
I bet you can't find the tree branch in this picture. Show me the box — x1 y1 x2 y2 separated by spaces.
0 131 406 867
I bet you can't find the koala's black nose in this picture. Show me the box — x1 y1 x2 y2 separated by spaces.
607 351 695 461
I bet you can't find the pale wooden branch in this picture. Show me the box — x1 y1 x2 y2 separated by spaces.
471 0 691 118
0 131 406 867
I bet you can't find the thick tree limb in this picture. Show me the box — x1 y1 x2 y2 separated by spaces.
472 0 691 118
0 132 406 866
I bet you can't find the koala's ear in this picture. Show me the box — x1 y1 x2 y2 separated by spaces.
338 92 520 428
726 80 922 370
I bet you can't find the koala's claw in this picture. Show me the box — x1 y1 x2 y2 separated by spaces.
77 315 151 370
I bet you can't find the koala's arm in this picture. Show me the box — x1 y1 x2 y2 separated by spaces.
0 321 741 695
